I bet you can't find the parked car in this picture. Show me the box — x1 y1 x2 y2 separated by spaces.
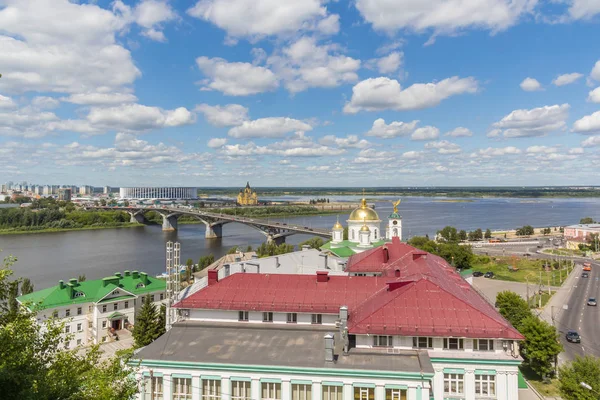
523 253 531 257
472 271 484 277
566 331 581 343
582 272 589 278
484 272 495 279
583 263 592 271
588 298 597 306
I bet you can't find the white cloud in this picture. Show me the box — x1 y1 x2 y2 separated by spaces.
568 147 584 154
582 136 600 147
207 138 228 148
0 95 16 109
306 165 331 171
402 150 424 159
86 103 195 132
352 148 396 163
445 127 473 137
228 117 312 138
366 118 418 138
588 87 600 103
31 96 60 109
0 105 60 138
221 140 344 157
187 0 337 38
552 73 583 86
572 111 600 134
267 37 360 93
114 0 177 42
196 56 279 96
592 61 600 81
491 104 570 138
435 165 449 172
195 104 249 127
411 126 439 141
354 0 536 36
520 77 542 91
526 145 558 154
343 76 478 113
367 52 403 74
425 140 461 154
319 135 371 149
569 0 600 20
62 92 138 106
472 146 521 157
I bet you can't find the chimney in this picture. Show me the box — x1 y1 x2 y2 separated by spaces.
316 271 329 283
208 269 218 286
115 272 122 279
124 270 130 276
394 269 400 277
324 333 335 362
69 278 77 285
58 280 65 289
132 270 139 279
140 272 150 284
339 306 348 324
383 247 389 263
412 251 427 261
319 253 328 269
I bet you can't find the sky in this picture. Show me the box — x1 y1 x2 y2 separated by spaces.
1 0 600 187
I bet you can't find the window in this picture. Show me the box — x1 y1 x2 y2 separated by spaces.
261 382 281 400
443 338 464 350
232 380 251 400
141 296 145 303
102 320 107 328
173 377 192 400
311 314 322 324
102 305 107 313
113 303 118 311
202 379 221 400
124 301 129 308
412 337 433 349
353 387 374 400
475 374 496 397
351 230 355 240
292 383 312 400
151 295 155 302
239 311 249 321
65 325 70 333
263 312 273 322
322 385 342 400
64 341 70 349
143 376 164 400
52 310 58 318
373 335 393 347
385 388 407 400
101 336 107 342
444 373 464 396
474 339 494 351
374 229 378 239
76 339 82 346
77 323 82 332
111 290 119 295
287 313 297 323
74 291 85 298
77 307 82 315
65 309 70 317
160 293 164 301
136 283 145 289
88 305 92 312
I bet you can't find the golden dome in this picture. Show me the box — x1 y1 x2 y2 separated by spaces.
360 224 371 232
333 221 343 230
348 198 380 221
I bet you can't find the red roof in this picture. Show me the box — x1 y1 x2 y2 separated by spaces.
176 238 523 340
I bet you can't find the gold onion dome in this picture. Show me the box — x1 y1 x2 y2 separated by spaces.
333 221 343 229
348 198 379 221
360 224 371 232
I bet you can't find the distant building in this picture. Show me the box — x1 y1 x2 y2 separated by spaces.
1 184 6 193
42 185 52 196
563 224 600 240
58 188 72 202
17 271 166 349
119 187 198 200
79 185 92 195
103 186 111 194
237 181 258 205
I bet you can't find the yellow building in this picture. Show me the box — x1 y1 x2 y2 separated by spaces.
237 182 258 205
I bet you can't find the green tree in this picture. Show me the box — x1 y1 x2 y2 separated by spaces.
558 356 600 400
132 295 162 348
157 304 166 337
495 291 532 330
227 246 239 254
437 226 458 242
198 254 215 271
458 230 467 241
298 237 325 249
516 225 535 236
21 277 34 295
78 274 87 282
245 245 253 252
408 236 473 269
484 229 492 239
474 228 483 240
520 316 562 378
185 258 194 283
99 199 107 206
580 217 596 224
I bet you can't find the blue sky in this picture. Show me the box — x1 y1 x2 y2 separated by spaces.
1 0 600 187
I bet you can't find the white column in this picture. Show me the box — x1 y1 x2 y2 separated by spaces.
221 377 230 400
343 384 352 400
433 369 444 400
407 387 416 400
496 371 507 400
192 374 201 400
163 373 172 400
312 382 322 400
252 379 260 400
507 371 518 400
282 380 290 400
375 385 384 400
465 369 475 400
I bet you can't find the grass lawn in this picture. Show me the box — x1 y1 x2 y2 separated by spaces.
542 248 586 257
470 256 574 285
520 366 561 397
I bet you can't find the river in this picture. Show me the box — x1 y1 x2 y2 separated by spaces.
1 196 599 290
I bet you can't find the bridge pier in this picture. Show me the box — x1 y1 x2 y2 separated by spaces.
267 235 286 245
161 214 178 231
128 212 146 224
205 223 223 239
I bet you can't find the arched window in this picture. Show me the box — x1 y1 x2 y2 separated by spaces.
374 229 378 239
393 228 398 236
351 229 355 240
74 291 85 298
136 283 145 289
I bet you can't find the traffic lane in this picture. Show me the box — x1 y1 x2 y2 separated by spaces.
581 263 600 358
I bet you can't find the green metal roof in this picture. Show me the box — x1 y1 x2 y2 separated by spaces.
320 239 388 258
17 272 166 311
388 212 401 219
108 311 126 320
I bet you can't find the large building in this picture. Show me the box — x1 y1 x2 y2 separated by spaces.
58 188 72 202
133 238 523 400
17 271 166 349
237 181 258 205
563 223 600 240
119 187 198 200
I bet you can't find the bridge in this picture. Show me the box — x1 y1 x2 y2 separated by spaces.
86 206 332 244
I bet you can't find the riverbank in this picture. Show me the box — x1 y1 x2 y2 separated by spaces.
0 223 143 235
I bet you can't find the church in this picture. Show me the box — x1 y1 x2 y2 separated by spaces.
236 182 258 206
321 197 402 257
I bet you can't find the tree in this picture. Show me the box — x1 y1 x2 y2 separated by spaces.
78 274 86 282
20 278 34 295
519 316 562 378
459 230 467 241
496 291 532 330
437 226 458 242
558 356 600 400
474 228 483 240
132 295 163 348
157 304 166 336
580 217 596 224
516 225 535 236
227 246 239 254
185 258 194 283
408 236 473 269
298 237 325 249
484 229 492 239
198 254 215 271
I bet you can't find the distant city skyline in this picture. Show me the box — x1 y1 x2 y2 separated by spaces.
1 1 600 186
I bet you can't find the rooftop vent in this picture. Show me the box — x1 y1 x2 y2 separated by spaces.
316 271 329 283
68 278 77 286
324 333 335 362
132 270 139 279
58 280 65 289
208 269 219 286
412 251 427 261
124 270 130 276
115 272 122 278
139 272 150 284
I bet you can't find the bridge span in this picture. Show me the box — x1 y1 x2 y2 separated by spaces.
86 206 332 244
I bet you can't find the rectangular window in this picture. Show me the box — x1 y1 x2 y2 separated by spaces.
353 387 374 400
125 301 129 308
102 320 107 328
444 373 464 396
202 379 221 400
102 305 107 313
311 314 322 324
65 309 70 317
261 382 281 400
102 336 107 342
238 311 249 321
287 313 297 323
113 303 118 311
292 383 312 400
65 325 70 333
77 323 82 332
232 380 251 400
412 337 433 349
263 312 273 322
474 339 494 351
475 374 496 397
77 307 82 315
76 339 82 346
373 335 393 347
322 385 342 400
88 321 92 328
151 295 155 302
144 376 164 400
160 293 164 301
52 310 58 318
173 377 192 400
385 388 407 400
88 305 92 313
443 338 464 350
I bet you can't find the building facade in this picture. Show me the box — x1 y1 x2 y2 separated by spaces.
58 188 72 202
17 271 166 348
563 224 600 240
119 187 198 200
237 182 258 205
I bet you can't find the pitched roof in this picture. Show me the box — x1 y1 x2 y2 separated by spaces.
17 271 166 310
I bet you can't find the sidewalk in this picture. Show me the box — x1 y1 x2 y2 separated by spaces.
538 265 578 328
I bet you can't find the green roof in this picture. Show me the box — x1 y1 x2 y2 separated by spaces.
389 212 401 219
108 311 126 320
320 239 388 258
17 271 166 311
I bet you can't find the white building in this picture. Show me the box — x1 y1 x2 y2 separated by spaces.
119 187 198 200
